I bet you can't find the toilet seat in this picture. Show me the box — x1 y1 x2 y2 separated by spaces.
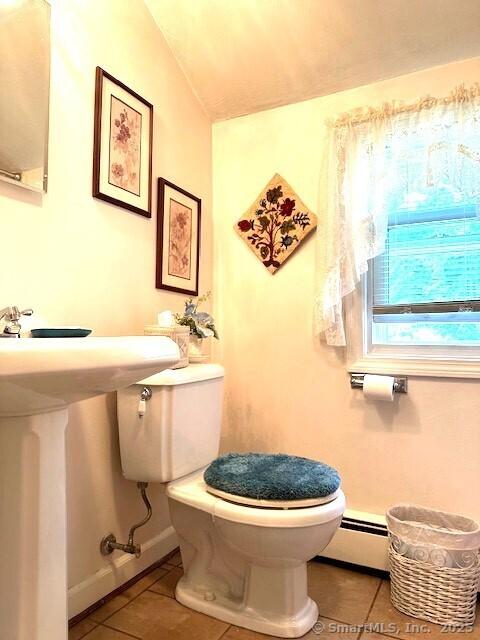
204 452 340 503
166 469 345 528
205 485 340 509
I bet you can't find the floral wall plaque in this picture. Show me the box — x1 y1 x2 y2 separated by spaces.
235 173 317 273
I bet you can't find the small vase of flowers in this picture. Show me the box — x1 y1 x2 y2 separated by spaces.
175 292 219 363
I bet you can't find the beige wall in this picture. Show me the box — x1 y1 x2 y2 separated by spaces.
0 0 211 603
212 57 480 522
2 1 479 613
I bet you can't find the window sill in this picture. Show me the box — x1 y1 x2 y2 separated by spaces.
345 279 480 380
348 355 480 379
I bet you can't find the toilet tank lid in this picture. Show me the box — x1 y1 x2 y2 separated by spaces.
138 363 224 387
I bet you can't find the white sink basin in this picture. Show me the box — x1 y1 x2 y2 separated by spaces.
0 335 179 640
0 336 180 416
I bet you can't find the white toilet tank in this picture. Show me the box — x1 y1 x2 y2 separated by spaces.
117 363 224 483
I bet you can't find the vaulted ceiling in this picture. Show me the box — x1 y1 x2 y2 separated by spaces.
145 0 480 121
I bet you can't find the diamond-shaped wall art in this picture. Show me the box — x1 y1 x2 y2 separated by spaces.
235 173 317 274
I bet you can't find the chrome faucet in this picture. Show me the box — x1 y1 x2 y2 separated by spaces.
0 306 33 337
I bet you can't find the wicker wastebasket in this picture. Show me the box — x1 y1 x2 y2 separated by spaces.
386 504 480 628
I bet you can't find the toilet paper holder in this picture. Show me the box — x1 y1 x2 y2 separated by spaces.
350 373 408 394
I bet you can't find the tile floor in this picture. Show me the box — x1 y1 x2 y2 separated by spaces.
70 552 480 640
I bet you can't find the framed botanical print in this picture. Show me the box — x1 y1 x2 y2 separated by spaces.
156 178 201 295
93 67 153 218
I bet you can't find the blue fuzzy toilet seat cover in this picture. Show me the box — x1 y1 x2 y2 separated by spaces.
204 453 340 502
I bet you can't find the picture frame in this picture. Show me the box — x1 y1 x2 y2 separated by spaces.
156 178 201 295
93 67 153 218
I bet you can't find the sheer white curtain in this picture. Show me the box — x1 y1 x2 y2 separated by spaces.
314 86 480 346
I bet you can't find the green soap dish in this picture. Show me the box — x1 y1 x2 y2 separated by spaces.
31 327 92 338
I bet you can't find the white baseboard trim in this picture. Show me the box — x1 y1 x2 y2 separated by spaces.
68 526 178 619
321 509 389 571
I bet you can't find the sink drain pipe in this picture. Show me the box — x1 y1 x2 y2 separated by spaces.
100 482 152 558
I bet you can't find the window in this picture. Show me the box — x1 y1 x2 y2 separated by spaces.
368 133 480 350
322 87 480 367
371 205 480 347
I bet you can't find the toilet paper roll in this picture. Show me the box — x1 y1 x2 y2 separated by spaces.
363 374 395 402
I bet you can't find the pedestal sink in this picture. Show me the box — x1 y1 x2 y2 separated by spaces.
0 336 179 640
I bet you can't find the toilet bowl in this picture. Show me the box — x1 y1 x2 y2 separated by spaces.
117 364 345 638
167 470 345 638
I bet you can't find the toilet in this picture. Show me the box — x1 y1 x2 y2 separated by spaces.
117 364 345 638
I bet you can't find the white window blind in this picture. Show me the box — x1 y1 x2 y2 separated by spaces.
370 120 480 347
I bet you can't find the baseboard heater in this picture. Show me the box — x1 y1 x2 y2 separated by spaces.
320 509 389 571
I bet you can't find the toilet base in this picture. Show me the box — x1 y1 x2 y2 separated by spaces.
175 576 319 638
